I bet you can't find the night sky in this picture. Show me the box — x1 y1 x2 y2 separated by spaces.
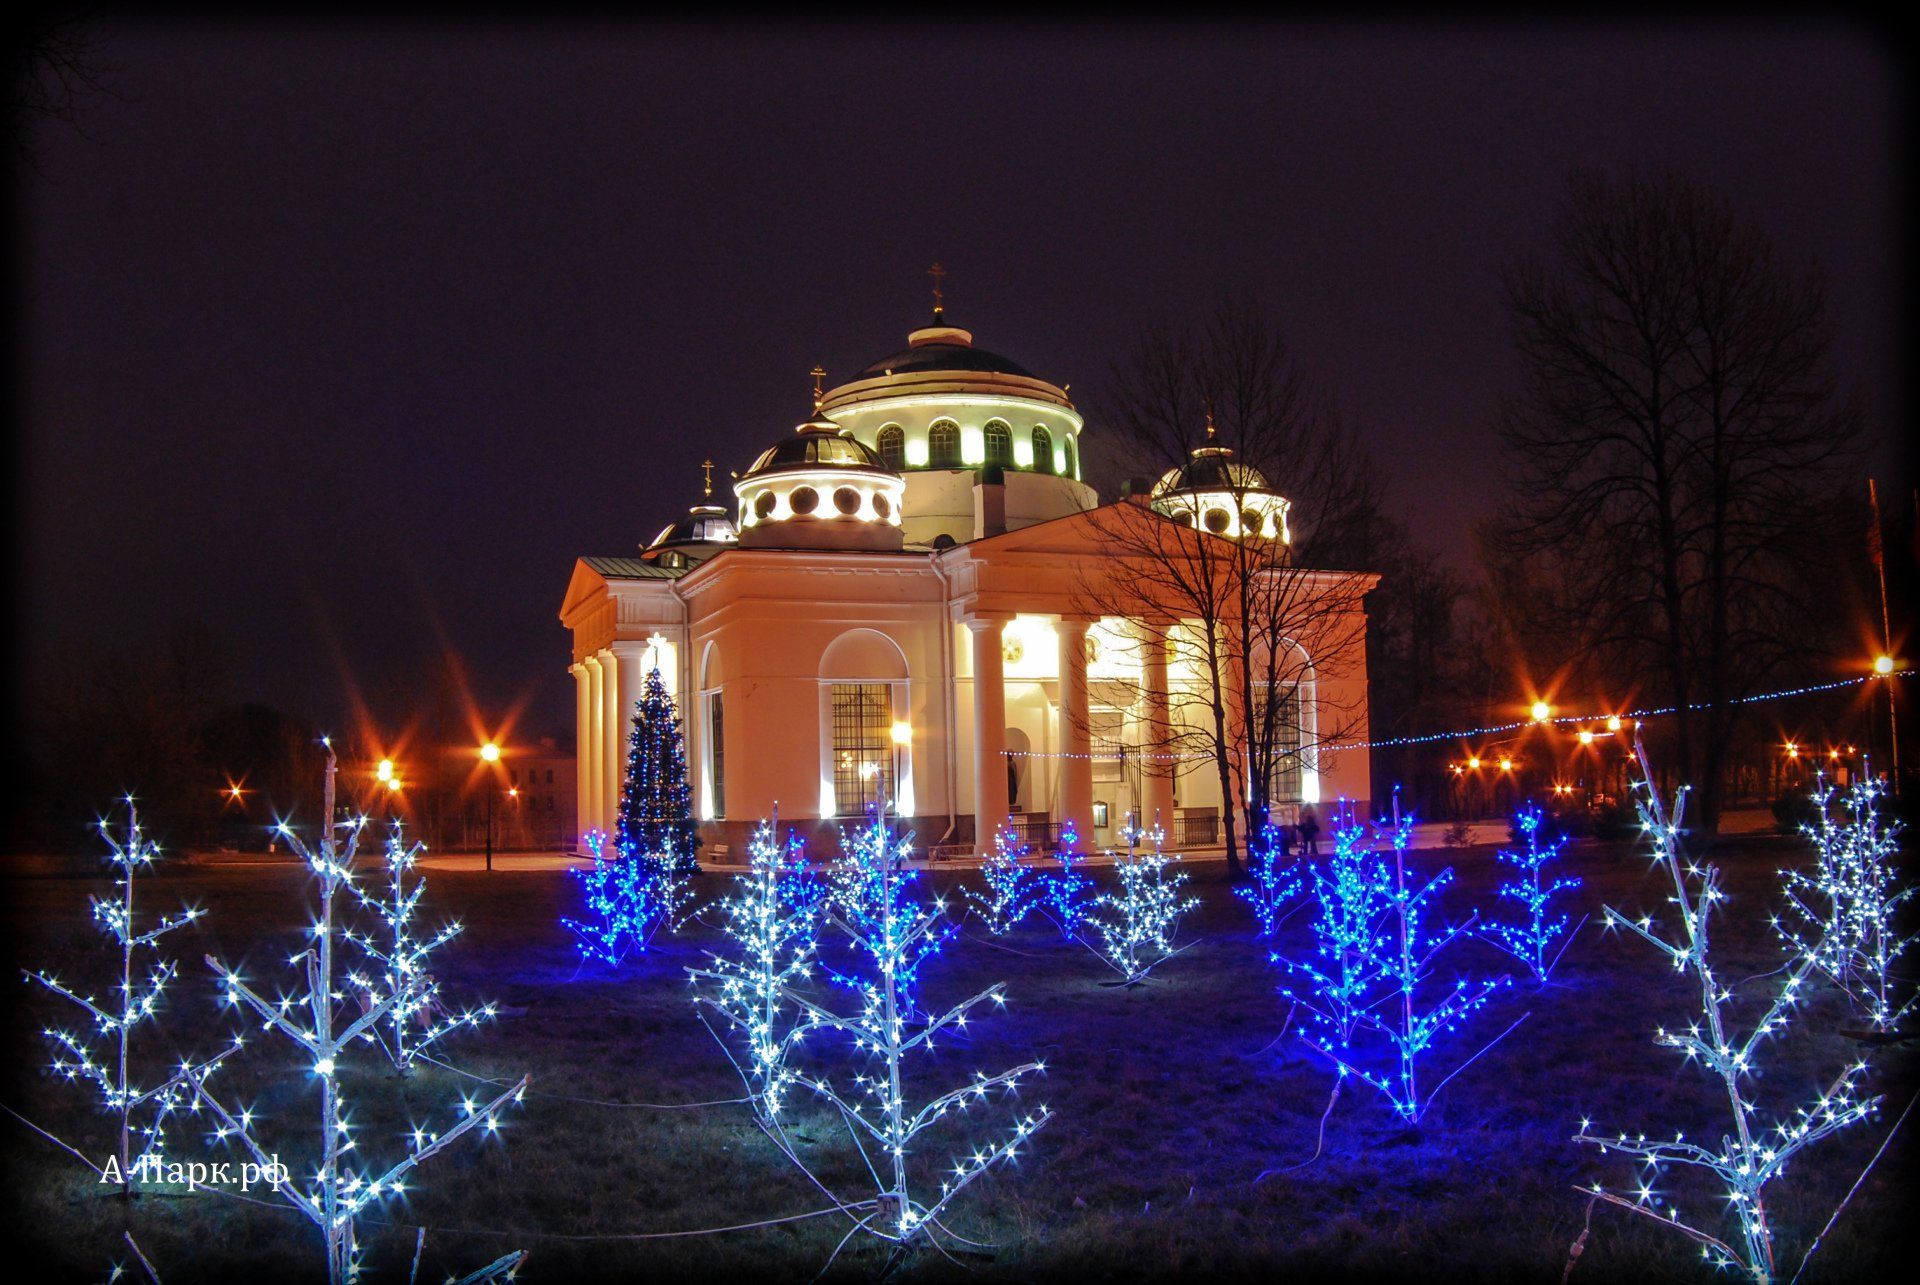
14 22 1905 743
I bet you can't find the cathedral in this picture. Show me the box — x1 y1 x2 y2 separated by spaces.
559 307 1373 858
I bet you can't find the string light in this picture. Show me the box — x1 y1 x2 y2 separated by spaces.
1237 821 1307 938
1078 818 1198 985
1480 803 1582 987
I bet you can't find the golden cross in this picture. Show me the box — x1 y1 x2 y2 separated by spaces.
928 261 946 317
701 459 714 498
1204 397 1217 441
810 365 827 409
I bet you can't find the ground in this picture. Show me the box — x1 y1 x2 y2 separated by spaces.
3 830 1913 1283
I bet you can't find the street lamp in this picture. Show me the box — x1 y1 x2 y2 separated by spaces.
480 742 502 871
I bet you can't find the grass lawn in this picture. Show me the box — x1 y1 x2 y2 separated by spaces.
3 831 1914 1282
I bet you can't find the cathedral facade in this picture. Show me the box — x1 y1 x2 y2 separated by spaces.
559 314 1373 858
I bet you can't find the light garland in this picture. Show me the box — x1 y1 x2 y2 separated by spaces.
1481 804 1583 987
188 746 528 1285
1573 739 1881 1282
962 822 1050 936
777 804 1052 1253
25 799 239 1194
344 821 497 1076
1771 775 1912 1035
1079 819 1199 985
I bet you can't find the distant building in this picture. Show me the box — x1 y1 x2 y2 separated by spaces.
561 312 1371 857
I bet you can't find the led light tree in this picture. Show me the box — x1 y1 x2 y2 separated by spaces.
1573 741 1880 1284
1298 799 1514 1123
1079 818 1198 985
1237 821 1306 938
617 666 701 872
962 822 1047 936
344 821 497 1076
23 799 237 1195
563 823 693 966
188 746 528 1285
783 806 1052 1254
1481 803 1583 986
1270 805 1392 1048
688 812 823 1135
1038 821 1093 941
1773 775 1913 1034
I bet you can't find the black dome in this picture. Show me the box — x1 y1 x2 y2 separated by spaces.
852 342 1036 381
645 503 737 554
743 421 894 478
1153 446 1275 496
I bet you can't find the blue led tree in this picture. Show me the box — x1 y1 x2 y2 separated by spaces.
1481 803 1583 986
22 799 238 1195
1278 796 1517 1124
617 666 701 871
1772 774 1912 1034
1237 821 1307 938
963 822 1048 936
344 821 497 1076
1574 740 1880 1283
188 746 528 1285
1080 818 1198 985
1039 820 1093 941
780 805 1051 1257
688 811 823 1137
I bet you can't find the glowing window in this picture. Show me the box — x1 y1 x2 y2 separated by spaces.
984 420 1013 467
1064 436 1077 478
830 683 894 815
877 425 905 471
1031 427 1054 474
928 420 962 468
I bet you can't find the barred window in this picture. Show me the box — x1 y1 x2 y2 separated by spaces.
1257 684 1305 804
927 420 962 469
831 683 894 815
1090 707 1125 784
984 420 1013 466
877 425 905 471
1031 426 1054 474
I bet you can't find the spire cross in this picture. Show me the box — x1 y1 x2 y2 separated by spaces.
810 365 827 410
1204 397 1217 442
928 261 946 319
701 459 714 498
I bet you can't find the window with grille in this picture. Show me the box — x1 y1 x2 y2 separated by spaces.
877 425 905 471
1257 684 1305 803
1090 707 1125 784
707 690 726 819
984 420 1013 466
1032 426 1054 474
831 683 894 815
927 420 962 468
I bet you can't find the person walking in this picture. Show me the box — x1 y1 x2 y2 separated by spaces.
1297 804 1321 857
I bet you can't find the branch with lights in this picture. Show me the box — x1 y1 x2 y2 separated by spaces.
1237 820 1308 938
344 821 497 1076
1481 803 1584 987
187 746 528 1285
22 799 239 1195
1078 817 1199 986
1572 739 1880 1283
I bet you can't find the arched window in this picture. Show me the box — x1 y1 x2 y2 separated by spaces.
876 424 905 472
928 419 962 469
1032 426 1054 474
1064 436 1078 479
984 420 1013 467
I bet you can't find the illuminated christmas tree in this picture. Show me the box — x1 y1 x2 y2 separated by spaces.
1481 802 1583 986
616 666 701 871
23 799 237 1195
1080 818 1198 985
1269 805 1392 1049
187 745 527 1285
1773 774 1912 1034
963 821 1047 936
1237 820 1307 938
1039 820 1094 941
344 821 497 1076
1574 741 1880 1283
779 805 1051 1259
688 812 822 1136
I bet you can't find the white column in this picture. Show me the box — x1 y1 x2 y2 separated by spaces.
1141 620 1176 830
600 647 623 836
968 615 1010 851
610 643 648 829
570 662 592 848
1056 617 1093 839
583 656 606 835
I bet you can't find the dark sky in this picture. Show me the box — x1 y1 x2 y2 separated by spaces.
14 21 1905 744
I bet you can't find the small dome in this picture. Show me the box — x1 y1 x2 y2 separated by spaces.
644 503 737 556
1152 445 1275 497
742 419 894 479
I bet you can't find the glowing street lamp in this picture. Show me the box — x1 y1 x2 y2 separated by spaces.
479 741 504 871
1530 700 1552 724
1875 654 1896 676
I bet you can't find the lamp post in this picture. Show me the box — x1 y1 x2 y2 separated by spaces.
480 742 501 872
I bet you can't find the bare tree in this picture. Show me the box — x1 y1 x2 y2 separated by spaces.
1492 170 1863 832
1079 300 1376 873
9 12 122 167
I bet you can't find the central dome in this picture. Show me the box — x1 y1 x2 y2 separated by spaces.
851 325 1036 380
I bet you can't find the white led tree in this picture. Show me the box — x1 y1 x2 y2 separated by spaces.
1282 798 1515 1124
186 746 528 1285
962 822 1048 937
1573 740 1881 1283
344 821 497 1076
780 806 1051 1258
1772 775 1912 1035
1079 818 1198 985
1481 802 1583 987
23 799 238 1196
688 812 823 1137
